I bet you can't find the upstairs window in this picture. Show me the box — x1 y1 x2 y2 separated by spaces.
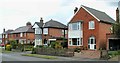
43 28 48 34
72 23 78 30
35 28 41 34
69 22 82 30
89 21 95 29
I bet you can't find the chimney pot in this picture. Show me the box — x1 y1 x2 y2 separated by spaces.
3 28 5 33
74 7 78 14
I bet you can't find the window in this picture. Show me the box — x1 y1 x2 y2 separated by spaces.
65 30 67 34
69 39 72 45
20 33 23 37
35 28 41 34
72 23 78 30
69 38 82 46
16 34 18 37
89 21 95 29
2 35 4 38
72 38 77 45
27 40 30 44
81 38 83 45
5 34 7 38
43 28 48 34
69 22 82 30
62 30 67 35
62 30 64 35
24 33 26 37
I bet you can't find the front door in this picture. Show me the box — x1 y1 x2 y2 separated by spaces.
88 36 96 50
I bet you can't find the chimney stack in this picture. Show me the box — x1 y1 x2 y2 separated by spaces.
26 22 32 26
116 7 119 23
74 7 78 14
40 17 43 25
3 28 5 33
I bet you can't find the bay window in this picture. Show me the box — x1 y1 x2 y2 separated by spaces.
69 22 82 30
69 38 82 46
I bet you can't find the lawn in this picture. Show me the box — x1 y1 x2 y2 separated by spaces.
108 51 120 57
22 54 57 59
0 47 12 53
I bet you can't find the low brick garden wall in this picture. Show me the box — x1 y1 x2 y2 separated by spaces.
34 48 74 57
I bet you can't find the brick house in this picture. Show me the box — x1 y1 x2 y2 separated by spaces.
68 5 115 50
33 18 68 47
9 22 35 44
2 29 13 44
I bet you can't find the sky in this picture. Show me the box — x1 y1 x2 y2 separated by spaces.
0 0 119 34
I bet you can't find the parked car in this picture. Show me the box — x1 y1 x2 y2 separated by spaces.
0 43 5 47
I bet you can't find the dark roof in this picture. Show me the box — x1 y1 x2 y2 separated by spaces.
10 25 34 33
43 19 67 29
33 22 43 28
2 30 13 34
82 5 115 24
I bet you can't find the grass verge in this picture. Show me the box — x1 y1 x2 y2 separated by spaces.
2 50 12 53
22 54 57 59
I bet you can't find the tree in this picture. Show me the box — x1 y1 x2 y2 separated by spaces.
113 23 120 38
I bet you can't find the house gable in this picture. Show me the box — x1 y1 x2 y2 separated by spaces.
33 23 39 28
70 6 100 23
70 5 115 24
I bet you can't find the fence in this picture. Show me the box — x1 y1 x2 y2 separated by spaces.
34 48 74 57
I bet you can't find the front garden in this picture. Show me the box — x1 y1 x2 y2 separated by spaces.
4 40 34 52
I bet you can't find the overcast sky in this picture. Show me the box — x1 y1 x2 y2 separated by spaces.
0 0 119 33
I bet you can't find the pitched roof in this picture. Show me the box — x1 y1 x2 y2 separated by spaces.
10 25 34 33
33 21 43 28
71 5 115 24
43 19 67 29
2 30 13 34
81 5 115 24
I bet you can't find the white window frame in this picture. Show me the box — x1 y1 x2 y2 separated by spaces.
43 28 48 34
69 38 82 46
89 21 95 29
69 22 82 30
62 30 64 35
20 33 23 37
65 30 67 34
5 34 7 38
35 28 41 34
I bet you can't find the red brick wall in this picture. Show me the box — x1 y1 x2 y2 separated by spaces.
26 33 35 40
49 28 63 37
98 23 112 49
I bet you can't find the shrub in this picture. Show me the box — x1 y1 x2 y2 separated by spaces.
17 43 24 52
32 48 36 54
10 40 17 49
74 47 81 53
36 45 44 48
6 45 12 51
55 42 62 49
51 42 56 48
117 50 120 55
